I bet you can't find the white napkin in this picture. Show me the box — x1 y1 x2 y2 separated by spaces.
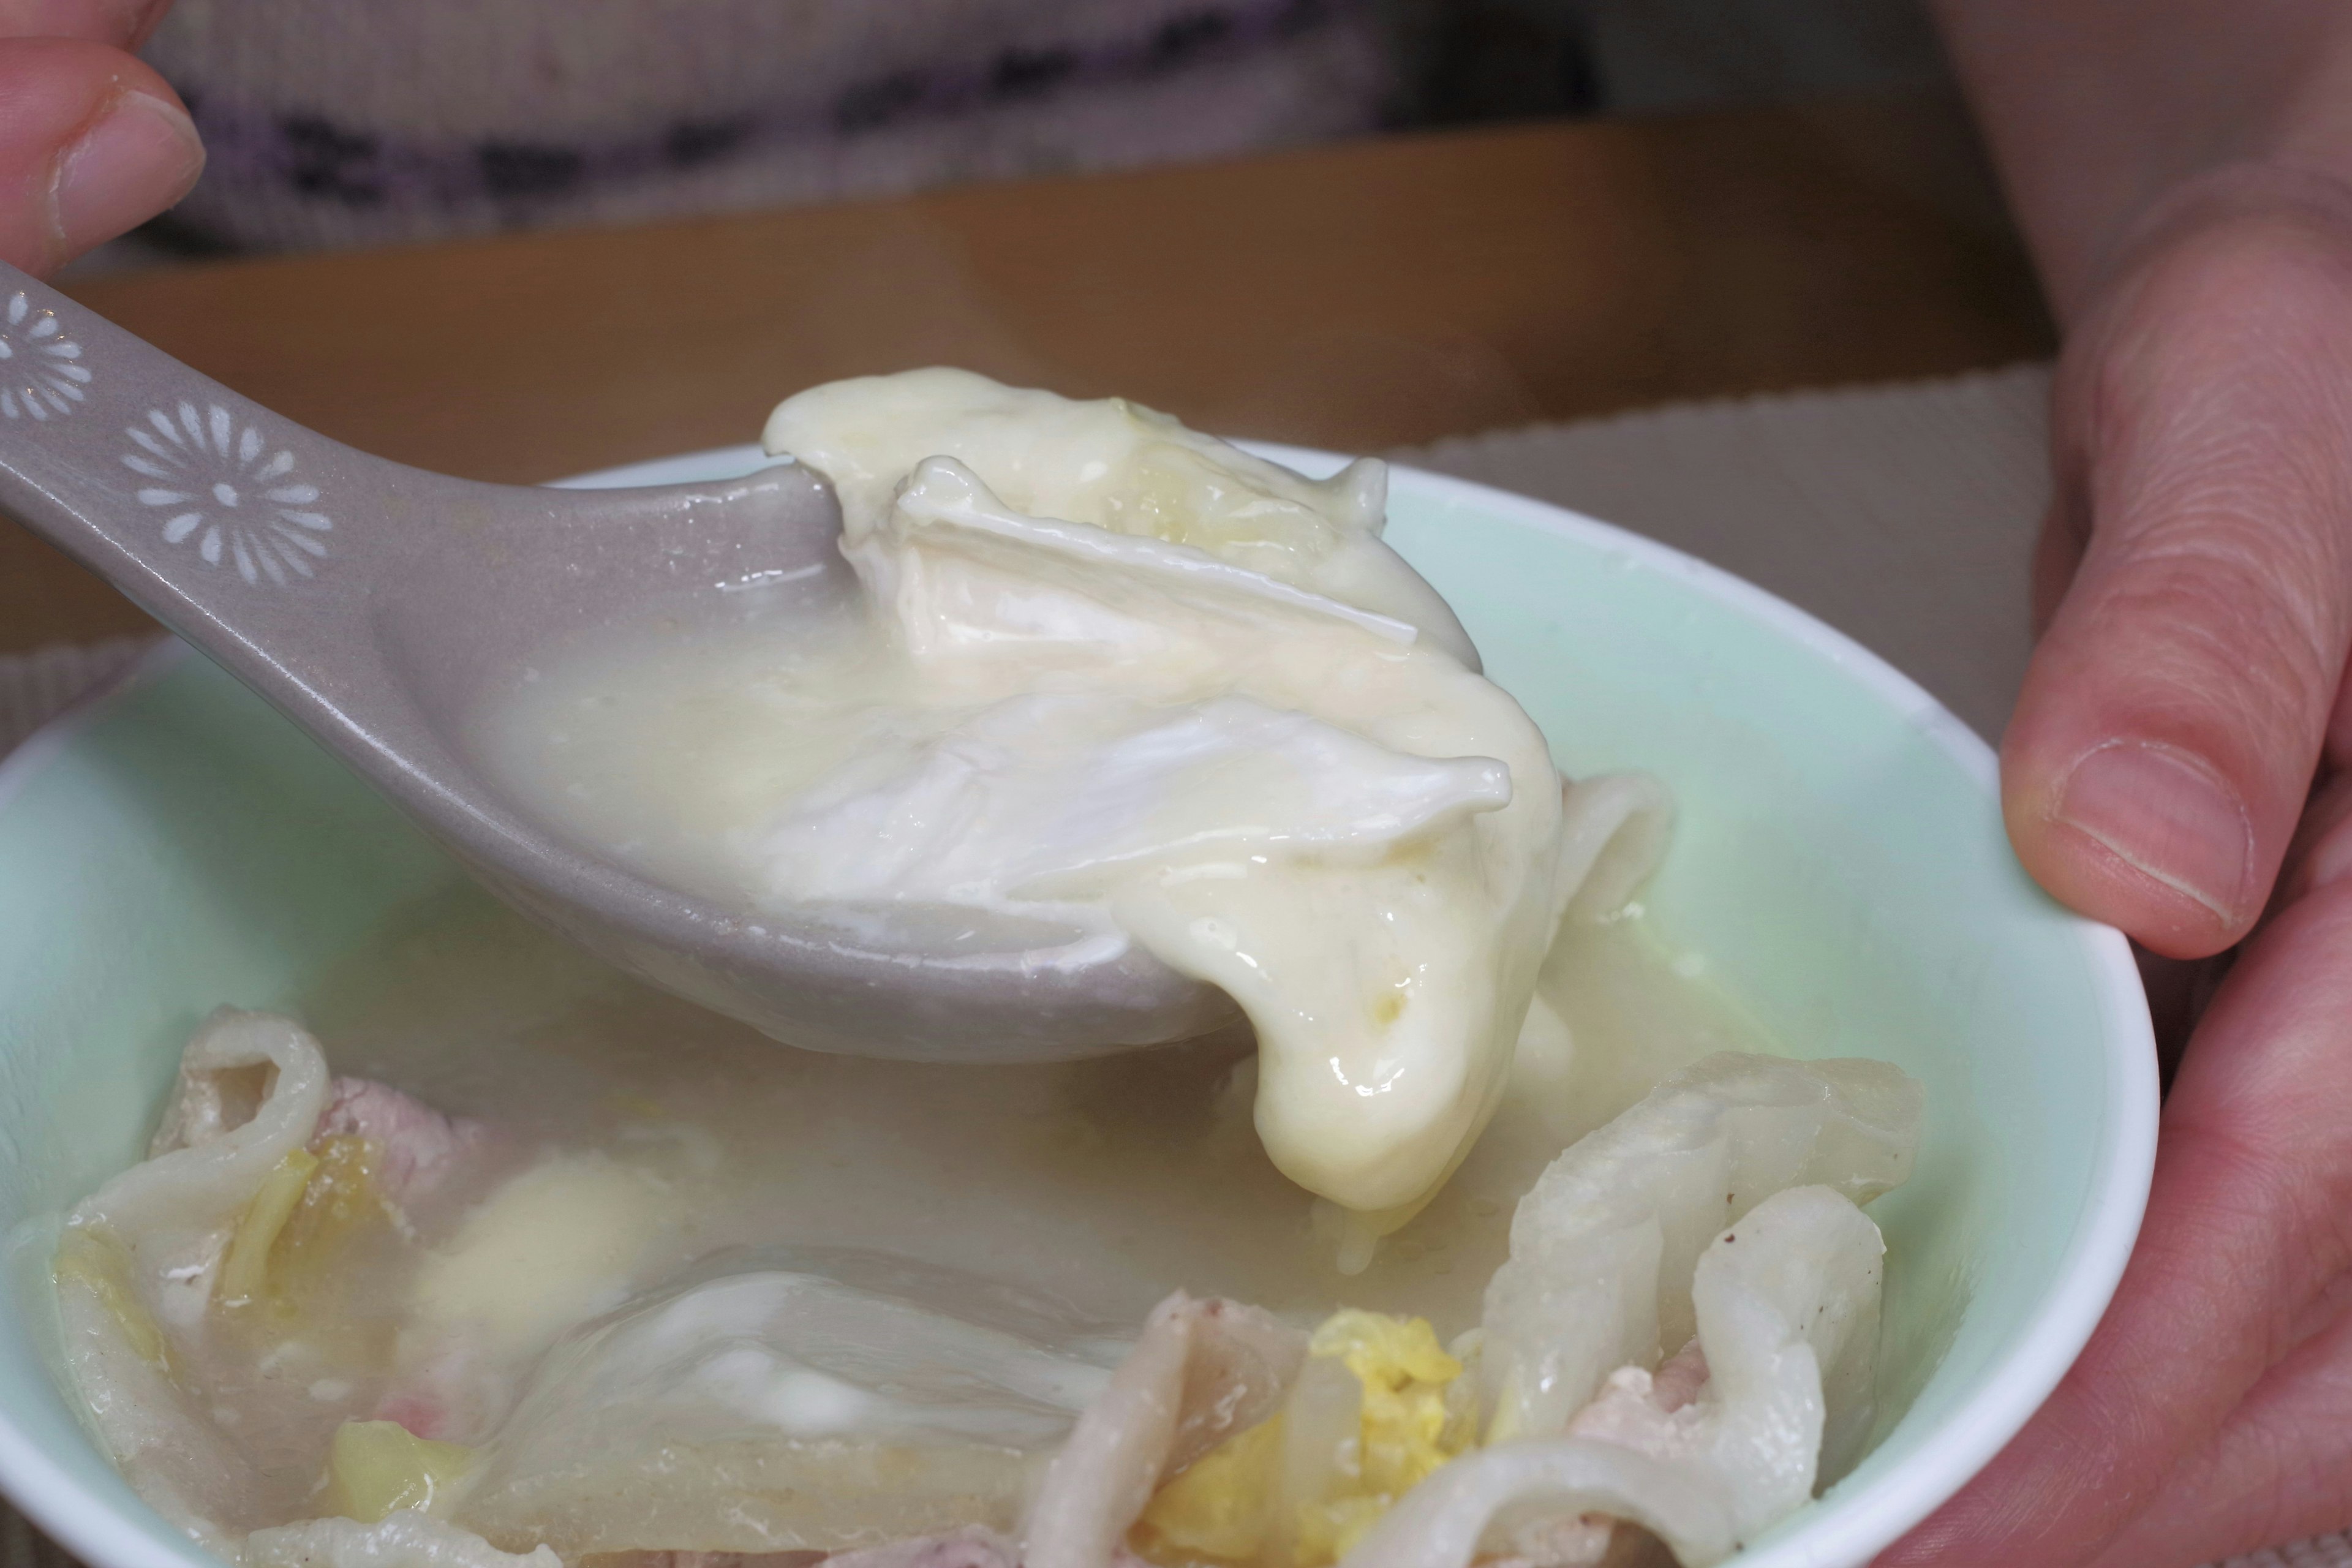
1400 363 2053 744
1 370 2342 1568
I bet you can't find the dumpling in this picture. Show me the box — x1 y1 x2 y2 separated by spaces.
77 1008 332 1329
56 1011 508 1554
1343 1185 1889 1568
1477 1052 1921 1443
482 370 1681 1264
452 1254 1147 1560
54 1008 331 1543
1089 1054 1921 1568
748 372 1657 1246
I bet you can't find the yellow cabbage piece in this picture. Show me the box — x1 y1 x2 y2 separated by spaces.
1134 1416 1286 1564
1296 1312 1473 1564
320 1419 473 1522
265 1135 393 1311
1133 1310 1474 1568
217 1147 318 1305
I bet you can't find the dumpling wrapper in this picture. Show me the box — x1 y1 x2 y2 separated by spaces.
55 1009 331 1543
453 1256 1140 1560
1478 1052 1921 1444
746 690 1512 910
1344 1185 1888 1568
763 367 1477 665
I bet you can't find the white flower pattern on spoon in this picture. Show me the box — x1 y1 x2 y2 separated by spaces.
122 402 333 585
0 291 90 420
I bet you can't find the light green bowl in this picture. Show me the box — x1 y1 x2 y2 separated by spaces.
0 447 2155 1568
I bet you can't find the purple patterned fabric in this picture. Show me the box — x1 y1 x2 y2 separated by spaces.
140 0 1392 252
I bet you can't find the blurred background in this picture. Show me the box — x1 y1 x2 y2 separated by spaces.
80 0 1958 265
17 0 2054 665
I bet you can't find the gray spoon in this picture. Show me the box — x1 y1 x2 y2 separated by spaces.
0 261 1237 1061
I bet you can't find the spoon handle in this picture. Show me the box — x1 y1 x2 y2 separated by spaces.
0 261 414 641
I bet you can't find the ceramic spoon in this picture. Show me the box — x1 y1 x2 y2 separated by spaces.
0 262 1237 1061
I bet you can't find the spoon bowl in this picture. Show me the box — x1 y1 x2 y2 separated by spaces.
0 262 1235 1060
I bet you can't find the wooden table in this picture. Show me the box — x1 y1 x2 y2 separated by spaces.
3 91 2051 656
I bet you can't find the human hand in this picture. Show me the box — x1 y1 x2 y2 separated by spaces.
0 1 199 277
1883 167 2352 1565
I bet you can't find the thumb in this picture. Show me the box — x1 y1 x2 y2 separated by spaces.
2004 195 2352 960
0 37 204 276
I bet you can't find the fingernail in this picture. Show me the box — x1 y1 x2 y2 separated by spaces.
2054 739 2253 922
53 91 205 259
